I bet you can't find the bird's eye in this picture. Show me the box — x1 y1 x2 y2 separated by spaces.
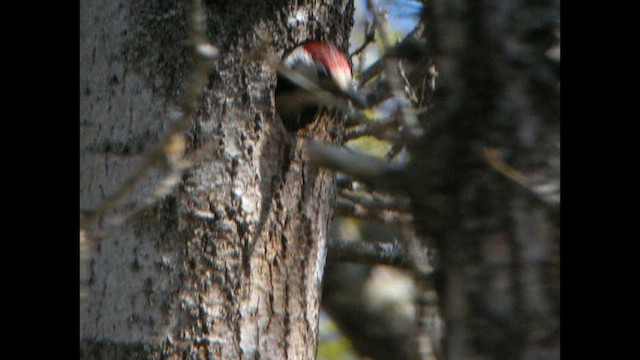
316 63 329 80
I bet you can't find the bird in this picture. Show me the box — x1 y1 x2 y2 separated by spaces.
275 40 367 131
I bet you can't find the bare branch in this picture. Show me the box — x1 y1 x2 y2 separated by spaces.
305 141 408 193
327 238 417 269
344 110 400 141
340 188 409 211
395 217 441 360
336 197 409 225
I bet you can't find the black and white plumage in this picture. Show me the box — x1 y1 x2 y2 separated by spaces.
275 41 367 131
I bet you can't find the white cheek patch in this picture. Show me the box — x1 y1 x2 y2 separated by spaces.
284 47 313 67
331 69 352 91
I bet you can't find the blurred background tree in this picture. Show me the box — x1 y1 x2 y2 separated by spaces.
318 0 559 359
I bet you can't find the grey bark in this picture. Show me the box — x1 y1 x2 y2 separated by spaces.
80 0 355 359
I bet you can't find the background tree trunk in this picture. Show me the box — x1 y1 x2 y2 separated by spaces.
80 0 355 358
410 0 560 359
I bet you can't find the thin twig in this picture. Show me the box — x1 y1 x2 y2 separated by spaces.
384 139 405 162
482 147 560 207
336 175 374 199
340 188 408 212
350 18 377 59
103 142 216 228
358 21 426 87
366 0 423 140
345 110 400 141
80 0 218 231
398 60 419 105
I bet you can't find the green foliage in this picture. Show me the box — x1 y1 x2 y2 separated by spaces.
346 135 392 159
318 316 359 360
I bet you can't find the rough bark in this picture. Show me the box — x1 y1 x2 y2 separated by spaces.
80 0 355 359
410 0 560 359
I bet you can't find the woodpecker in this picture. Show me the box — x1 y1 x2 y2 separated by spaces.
275 40 367 131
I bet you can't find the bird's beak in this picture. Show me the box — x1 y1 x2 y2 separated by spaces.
340 88 368 109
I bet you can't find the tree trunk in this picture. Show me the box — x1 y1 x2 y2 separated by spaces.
411 0 560 359
80 0 355 358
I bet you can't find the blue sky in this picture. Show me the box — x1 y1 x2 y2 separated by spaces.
355 0 422 34
351 0 422 66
